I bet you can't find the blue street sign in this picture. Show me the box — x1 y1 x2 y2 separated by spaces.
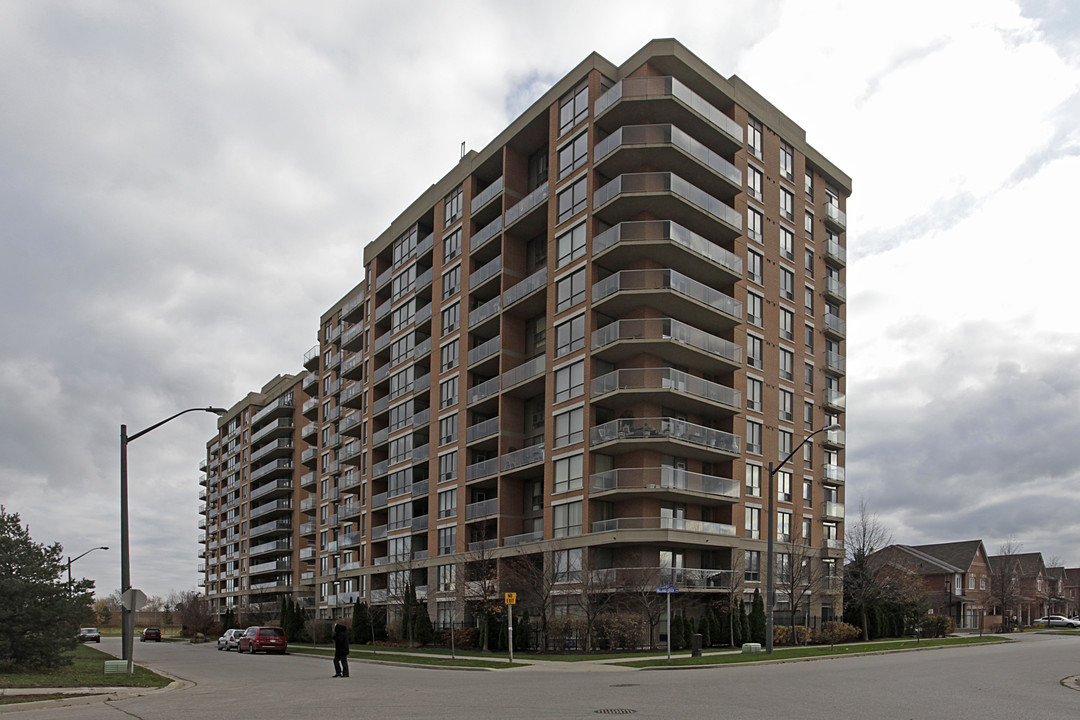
655 583 679 594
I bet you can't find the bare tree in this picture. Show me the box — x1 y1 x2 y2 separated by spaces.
462 537 502 652
715 552 745 647
616 565 666 650
574 550 616 652
990 536 1023 631
843 499 894 640
173 590 213 635
776 528 827 644
504 544 563 651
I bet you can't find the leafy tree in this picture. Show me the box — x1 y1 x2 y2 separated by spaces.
749 589 766 644
0 507 94 671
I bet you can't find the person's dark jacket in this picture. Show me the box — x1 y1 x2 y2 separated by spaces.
333 624 349 656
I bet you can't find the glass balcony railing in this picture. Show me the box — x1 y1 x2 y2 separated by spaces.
468 336 501 366
594 124 741 186
470 256 502 287
471 176 504 214
594 76 743 144
503 531 544 547
466 457 498 482
469 297 500 327
823 464 846 482
825 313 846 336
501 443 544 472
825 204 847 228
824 501 845 519
594 172 741 231
592 317 742 366
825 239 846 264
591 516 736 536
825 351 846 374
590 467 739 499
591 367 741 410
504 181 549 226
590 416 740 455
467 417 499 443
470 216 502 253
502 355 545 388
592 220 741 276
824 389 846 410
503 267 547 307
592 269 741 321
465 497 499 521
826 277 847 301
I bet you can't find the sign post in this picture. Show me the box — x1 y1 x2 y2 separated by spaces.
505 592 516 664
120 588 146 674
655 583 679 662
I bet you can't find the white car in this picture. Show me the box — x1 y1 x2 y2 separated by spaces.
217 628 245 650
1034 615 1080 628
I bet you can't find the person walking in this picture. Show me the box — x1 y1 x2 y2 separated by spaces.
332 623 350 678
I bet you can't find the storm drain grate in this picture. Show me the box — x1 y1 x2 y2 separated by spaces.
595 710 637 715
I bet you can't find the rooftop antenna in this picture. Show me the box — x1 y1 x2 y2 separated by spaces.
460 141 466 160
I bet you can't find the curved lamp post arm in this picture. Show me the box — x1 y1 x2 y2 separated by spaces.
127 407 228 444
67 546 109 585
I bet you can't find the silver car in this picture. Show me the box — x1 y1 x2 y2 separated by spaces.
1034 615 1080 628
217 628 245 650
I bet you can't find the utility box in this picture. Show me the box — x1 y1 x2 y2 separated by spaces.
691 633 703 657
741 643 762 654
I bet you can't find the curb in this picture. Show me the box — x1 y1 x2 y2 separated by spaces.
0 672 193 714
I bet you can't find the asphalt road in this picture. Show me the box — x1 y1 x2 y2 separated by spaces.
8 634 1080 719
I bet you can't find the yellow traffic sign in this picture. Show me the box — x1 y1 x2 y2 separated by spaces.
504 592 517 605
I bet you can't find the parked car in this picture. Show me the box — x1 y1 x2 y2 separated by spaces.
141 627 163 641
1033 615 1080 628
217 628 245 651
78 627 101 643
237 626 287 654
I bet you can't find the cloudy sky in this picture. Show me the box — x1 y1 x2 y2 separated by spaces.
2 0 1078 598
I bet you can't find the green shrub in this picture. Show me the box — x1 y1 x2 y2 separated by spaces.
812 621 861 645
773 625 812 646
918 614 952 638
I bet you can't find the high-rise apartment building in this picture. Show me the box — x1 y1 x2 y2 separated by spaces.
198 38 850 635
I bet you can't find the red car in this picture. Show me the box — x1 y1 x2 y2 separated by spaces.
237 626 287 654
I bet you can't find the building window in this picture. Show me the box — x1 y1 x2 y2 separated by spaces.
747 250 763 284
439 413 458 446
556 221 587 268
391 301 414 334
554 547 582 582
777 510 792 542
803 441 813 469
780 188 794 221
440 377 458 409
778 430 793 459
780 142 794 181
441 302 460 335
777 470 792 503
438 526 456 555
554 407 584 447
746 292 763 327
554 360 585 402
440 339 459 372
745 550 761 582
438 489 456 519
747 165 763 201
805 285 814 312
804 210 814 240
553 501 583 537
804 401 814 432
804 247 814 277
444 186 463 228
780 308 794 341
556 177 588 224
554 454 584 493
438 564 456 592
780 227 794 261
779 348 794 381
780 268 795 301
747 334 763 369
779 389 794 422
803 479 813 508
747 377 762 412
804 362 814 392
746 419 762 455
559 81 588 135
805 171 814 200
745 506 760 539
747 118 762 159
443 228 461 262
747 208 763 243
746 463 761 497
438 451 457 483
555 314 585 357
558 132 589 180
556 269 586 312
442 265 461 299
391 335 414 366
392 266 416 302
804 323 815 353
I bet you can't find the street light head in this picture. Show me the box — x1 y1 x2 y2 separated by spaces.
207 407 228 416
823 423 842 432
100 546 110 551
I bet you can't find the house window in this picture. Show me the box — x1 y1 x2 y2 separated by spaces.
805 323 815 353
778 430 793 459
805 247 814 277
804 401 814 432
438 564 456 592
747 165 763 201
779 389 794 422
803 479 813 508
556 222 587 268
968 575 976 590
746 377 762 412
804 362 814 392
556 177 588 224
558 132 589 180
747 250 763 284
392 266 416 302
747 208 763 243
554 407 584 447
555 314 585 357
439 413 458 446
554 360 585 402
444 186 463 228
553 501 583 537
443 228 461 262
746 419 762 455
779 348 794 380
556 269 587 311
780 308 794 341
780 142 794 181
804 210 814 240
559 81 588 135
747 117 763 159
805 171 814 200
554 454 584 493
805 285 814 312
745 507 760 539
745 463 761 497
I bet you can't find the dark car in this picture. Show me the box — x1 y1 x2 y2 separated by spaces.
237 626 287 654
78 627 101 643
141 627 163 642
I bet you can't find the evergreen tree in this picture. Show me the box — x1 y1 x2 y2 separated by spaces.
699 612 711 648
413 602 434 646
750 589 766 644
740 599 751 644
351 600 371 644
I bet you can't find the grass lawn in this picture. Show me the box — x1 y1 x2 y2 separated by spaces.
615 635 1010 667
0 644 172 689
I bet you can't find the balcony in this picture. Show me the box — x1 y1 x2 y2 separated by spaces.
591 368 740 415
824 204 847 230
249 477 293 501
249 499 292 520
504 180 549 228
465 497 499 521
251 394 295 426
468 336 501 368
593 75 743 153
250 438 293 464
824 389 846 412
824 313 846 339
591 516 736 537
594 124 741 199
251 418 294 445
824 429 846 448
249 519 292 538
823 464 846 483
504 531 544 547
470 216 502 254
467 377 500 406
303 344 320 371
590 417 740 460
342 325 364 352
594 172 740 242
501 443 544 473
589 566 735 591
502 267 547 312
250 458 292 483
593 268 741 327
469 296 500 328
825 351 846 375
592 317 741 371
466 417 499 444
825 239 846 266
466 457 498 483
823 501 846 520
825 277 847 303
501 355 545 394
590 467 738 501
593 220 741 287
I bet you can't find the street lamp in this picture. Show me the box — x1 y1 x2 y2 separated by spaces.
765 422 841 654
67 546 109 586
120 406 226 665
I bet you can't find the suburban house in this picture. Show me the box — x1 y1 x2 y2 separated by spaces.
989 552 1047 625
